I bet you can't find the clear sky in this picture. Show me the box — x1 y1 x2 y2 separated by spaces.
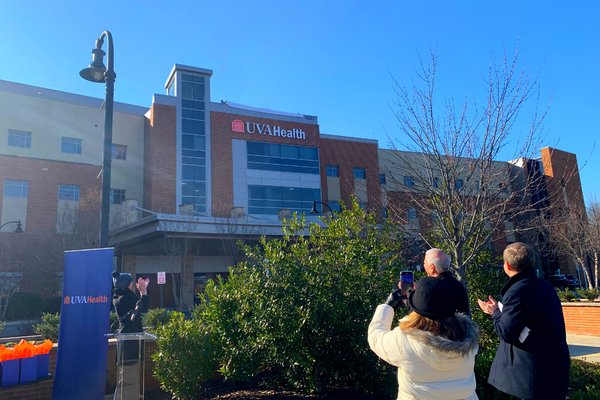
0 1 598 203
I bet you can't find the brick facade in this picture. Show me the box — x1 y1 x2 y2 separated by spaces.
0 155 100 233
319 137 381 212
144 103 177 214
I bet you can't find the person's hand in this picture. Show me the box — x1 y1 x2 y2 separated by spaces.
385 288 406 310
477 295 498 315
136 277 149 295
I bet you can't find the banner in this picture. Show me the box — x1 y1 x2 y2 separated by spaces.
52 248 113 400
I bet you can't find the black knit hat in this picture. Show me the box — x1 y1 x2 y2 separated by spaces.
112 271 132 291
408 277 455 320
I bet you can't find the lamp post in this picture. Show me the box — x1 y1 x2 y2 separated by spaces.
0 220 23 233
310 200 335 217
80 31 115 248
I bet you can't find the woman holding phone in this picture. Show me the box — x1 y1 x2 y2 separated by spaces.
368 277 480 400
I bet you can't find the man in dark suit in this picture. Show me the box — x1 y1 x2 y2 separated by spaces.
424 248 470 315
477 242 570 400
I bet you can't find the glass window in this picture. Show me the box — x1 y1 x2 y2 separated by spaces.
353 167 366 179
407 207 417 220
3 180 29 198
328 200 341 212
58 184 80 201
61 137 82 154
379 173 386 185
248 184 320 215
111 189 126 204
112 144 127 160
8 129 32 148
404 176 415 187
247 142 320 175
326 165 339 177
432 177 439 188
455 179 464 190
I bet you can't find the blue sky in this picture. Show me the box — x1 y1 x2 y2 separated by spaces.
1 1 598 203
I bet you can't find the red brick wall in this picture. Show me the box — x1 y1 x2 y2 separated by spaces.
319 137 381 212
540 147 585 214
0 155 100 233
210 112 321 217
562 303 600 336
144 103 177 214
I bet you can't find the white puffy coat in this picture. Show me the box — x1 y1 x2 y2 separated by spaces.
368 305 479 400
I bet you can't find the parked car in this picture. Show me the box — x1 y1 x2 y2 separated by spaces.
548 274 570 289
564 274 580 288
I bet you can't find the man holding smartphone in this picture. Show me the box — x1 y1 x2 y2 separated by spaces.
423 248 470 316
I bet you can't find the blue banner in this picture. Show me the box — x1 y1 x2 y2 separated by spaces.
53 248 113 400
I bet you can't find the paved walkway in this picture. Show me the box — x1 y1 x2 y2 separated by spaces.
567 333 600 363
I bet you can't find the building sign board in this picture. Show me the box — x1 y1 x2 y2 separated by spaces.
231 119 306 140
157 271 166 285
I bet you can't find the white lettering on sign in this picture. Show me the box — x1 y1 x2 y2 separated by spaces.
230 119 306 140
157 271 166 285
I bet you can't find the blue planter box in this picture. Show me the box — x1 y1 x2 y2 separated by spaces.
36 353 50 379
0 359 20 386
19 356 37 383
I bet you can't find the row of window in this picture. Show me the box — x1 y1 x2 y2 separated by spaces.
3 179 125 204
247 142 320 175
247 184 321 215
325 164 367 179
7 129 128 160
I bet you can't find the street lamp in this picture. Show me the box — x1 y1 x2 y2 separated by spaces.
80 30 115 248
0 220 23 233
310 200 335 217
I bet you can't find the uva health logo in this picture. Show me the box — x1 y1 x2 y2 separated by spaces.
63 295 109 305
231 119 306 140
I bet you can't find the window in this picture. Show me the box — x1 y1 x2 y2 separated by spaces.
382 207 388 218
112 144 127 160
247 142 319 174
432 177 439 188
111 189 126 204
58 185 80 201
379 173 386 185
326 164 339 177
61 137 82 154
455 179 464 190
328 200 341 212
407 207 417 220
353 167 366 179
8 130 31 148
358 201 367 210
404 176 415 187
248 185 321 215
3 180 29 198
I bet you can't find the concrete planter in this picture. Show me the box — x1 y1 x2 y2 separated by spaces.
562 302 600 336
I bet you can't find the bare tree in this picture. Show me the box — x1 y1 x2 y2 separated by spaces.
544 202 600 288
386 50 554 281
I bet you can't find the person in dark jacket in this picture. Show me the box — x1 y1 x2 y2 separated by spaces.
424 248 470 316
112 271 149 399
477 242 570 400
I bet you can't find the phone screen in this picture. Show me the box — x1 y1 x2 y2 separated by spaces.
400 271 414 294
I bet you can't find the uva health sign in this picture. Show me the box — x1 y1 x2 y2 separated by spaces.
231 119 307 140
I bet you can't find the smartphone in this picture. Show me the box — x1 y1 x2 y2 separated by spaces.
400 271 414 295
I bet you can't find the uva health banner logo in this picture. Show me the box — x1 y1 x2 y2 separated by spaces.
52 248 113 400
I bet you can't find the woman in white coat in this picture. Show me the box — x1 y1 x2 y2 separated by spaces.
368 277 479 400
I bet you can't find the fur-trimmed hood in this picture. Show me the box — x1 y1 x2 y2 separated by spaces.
404 314 479 356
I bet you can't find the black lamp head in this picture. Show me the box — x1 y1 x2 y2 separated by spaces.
14 220 23 233
80 47 106 83
310 200 319 214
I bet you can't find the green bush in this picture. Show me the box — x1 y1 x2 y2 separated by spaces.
576 288 599 302
154 202 402 398
152 312 217 399
143 308 175 333
569 359 600 399
4 292 44 320
33 312 60 341
557 288 577 302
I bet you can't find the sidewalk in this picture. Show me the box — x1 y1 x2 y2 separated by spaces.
567 333 600 363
